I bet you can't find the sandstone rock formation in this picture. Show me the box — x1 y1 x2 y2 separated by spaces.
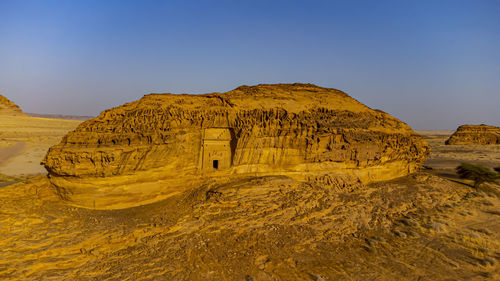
0 94 26 116
42 83 429 208
445 124 500 145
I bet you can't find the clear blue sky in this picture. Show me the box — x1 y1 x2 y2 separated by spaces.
0 0 499 129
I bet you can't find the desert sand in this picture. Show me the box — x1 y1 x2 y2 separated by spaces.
417 130 500 170
0 115 81 182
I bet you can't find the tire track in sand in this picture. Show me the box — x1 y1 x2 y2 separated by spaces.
0 141 26 166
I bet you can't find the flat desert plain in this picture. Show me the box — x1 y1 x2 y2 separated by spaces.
417 130 500 169
0 115 82 185
417 130 500 179
0 128 499 280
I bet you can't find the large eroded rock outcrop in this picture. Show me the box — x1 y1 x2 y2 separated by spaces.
42 83 429 208
0 94 26 116
445 124 500 145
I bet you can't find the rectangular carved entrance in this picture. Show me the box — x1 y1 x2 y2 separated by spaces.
201 128 232 171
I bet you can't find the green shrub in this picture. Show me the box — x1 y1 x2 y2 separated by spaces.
456 163 498 189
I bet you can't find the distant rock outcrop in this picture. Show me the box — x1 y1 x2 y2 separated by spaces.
26 113 94 121
445 125 500 145
0 95 26 116
42 83 429 208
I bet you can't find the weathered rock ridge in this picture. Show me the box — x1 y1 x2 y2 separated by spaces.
446 125 500 145
42 83 429 208
0 94 26 116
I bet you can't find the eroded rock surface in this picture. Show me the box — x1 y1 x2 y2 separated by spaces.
1 173 499 280
0 94 26 116
446 125 500 145
42 83 429 208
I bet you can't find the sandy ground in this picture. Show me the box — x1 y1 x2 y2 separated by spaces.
416 130 500 181
0 172 498 280
0 115 82 178
0 129 498 280
416 130 500 169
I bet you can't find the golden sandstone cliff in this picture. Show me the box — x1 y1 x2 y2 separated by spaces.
0 94 26 116
445 124 500 145
42 84 429 208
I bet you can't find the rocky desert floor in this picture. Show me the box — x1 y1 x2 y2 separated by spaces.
416 130 500 170
0 129 499 280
